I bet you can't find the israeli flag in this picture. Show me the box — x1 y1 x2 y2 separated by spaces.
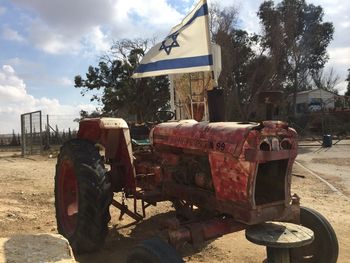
132 0 213 78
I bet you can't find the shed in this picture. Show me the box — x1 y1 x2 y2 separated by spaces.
289 89 335 114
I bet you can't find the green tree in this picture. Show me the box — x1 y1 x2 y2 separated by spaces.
210 4 277 121
62 130 66 142
258 0 334 115
75 39 170 123
55 125 59 144
9 130 18 146
74 110 102 122
346 68 350 96
68 128 72 140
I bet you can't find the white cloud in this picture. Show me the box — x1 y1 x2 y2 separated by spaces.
325 47 350 93
0 65 95 133
334 80 347 95
12 0 183 55
118 0 182 27
318 0 350 49
2 27 25 42
0 6 6 16
9 0 350 54
59 77 74 86
4 57 22 66
84 26 111 53
29 20 81 54
329 47 350 65
77 103 98 113
340 20 350 29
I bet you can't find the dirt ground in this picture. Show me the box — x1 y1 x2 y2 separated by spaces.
0 142 349 263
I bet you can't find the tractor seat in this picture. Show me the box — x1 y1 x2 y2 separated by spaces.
132 138 151 146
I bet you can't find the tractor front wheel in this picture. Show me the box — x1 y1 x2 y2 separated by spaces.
55 139 112 254
290 206 338 263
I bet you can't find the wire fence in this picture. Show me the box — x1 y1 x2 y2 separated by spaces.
1 112 80 155
43 114 79 148
17 111 80 155
21 111 43 155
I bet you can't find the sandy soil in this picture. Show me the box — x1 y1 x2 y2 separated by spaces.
297 140 350 197
0 144 349 263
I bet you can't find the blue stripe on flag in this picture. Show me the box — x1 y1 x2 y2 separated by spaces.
135 55 213 73
183 3 208 28
168 3 208 37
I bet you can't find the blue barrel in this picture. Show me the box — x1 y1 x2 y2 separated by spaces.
323 134 332 147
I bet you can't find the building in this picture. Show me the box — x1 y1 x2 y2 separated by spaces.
288 89 335 115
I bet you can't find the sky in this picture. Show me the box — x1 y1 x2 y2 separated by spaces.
0 0 349 133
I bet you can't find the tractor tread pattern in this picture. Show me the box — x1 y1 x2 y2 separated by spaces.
290 206 339 263
55 139 112 254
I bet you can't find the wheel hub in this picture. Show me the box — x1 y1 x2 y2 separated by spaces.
58 159 78 236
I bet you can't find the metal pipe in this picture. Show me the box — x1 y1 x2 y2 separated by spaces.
168 218 245 246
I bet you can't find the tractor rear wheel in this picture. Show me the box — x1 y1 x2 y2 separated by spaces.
290 206 338 263
55 139 112 254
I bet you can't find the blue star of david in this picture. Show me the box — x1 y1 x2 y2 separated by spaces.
159 32 180 55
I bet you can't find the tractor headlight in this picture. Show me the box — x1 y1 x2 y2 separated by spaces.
259 137 280 151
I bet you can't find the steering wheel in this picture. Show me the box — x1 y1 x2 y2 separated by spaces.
155 110 175 123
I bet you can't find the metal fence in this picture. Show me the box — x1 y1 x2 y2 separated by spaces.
21 110 43 155
20 111 80 155
44 114 78 149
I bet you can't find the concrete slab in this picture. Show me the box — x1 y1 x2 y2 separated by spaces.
0 233 75 263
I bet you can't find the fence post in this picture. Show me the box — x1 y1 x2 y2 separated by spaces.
21 114 25 156
29 113 33 155
20 110 43 156
39 111 43 154
47 114 50 149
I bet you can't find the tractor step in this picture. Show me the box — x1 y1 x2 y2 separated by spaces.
112 190 165 222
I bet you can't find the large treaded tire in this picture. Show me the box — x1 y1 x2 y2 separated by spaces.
55 139 112 254
290 206 339 263
127 238 184 263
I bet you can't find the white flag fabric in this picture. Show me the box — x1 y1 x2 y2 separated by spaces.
132 0 212 78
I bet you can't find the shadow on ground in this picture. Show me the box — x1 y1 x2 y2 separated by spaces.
298 145 326 155
76 211 210 263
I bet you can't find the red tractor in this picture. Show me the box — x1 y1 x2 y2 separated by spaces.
55 115 338 262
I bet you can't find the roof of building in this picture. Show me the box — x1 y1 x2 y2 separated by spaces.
297 89 334 95
287 88 340 98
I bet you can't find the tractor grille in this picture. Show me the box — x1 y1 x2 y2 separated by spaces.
254 159 288 205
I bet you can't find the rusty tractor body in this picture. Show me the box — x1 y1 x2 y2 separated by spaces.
55 117 338 262
78 118 298 238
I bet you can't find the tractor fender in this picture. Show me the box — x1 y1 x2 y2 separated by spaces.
77 117 135 191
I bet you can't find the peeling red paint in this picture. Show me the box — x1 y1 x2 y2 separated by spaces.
152 120 298 213
77 118 298 226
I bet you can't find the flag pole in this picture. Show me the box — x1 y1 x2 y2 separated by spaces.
203 1 225 122
203 0 211 59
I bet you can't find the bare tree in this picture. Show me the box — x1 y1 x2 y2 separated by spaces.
209 2 238 41
103 39 150 62
312 67 340 93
